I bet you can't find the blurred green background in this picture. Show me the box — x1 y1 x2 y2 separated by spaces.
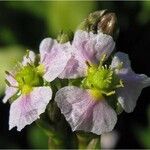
0 1 150 149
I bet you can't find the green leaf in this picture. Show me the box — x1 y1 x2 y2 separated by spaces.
46 1 95 36
0 46 24 95
27 125 48 149
136 127 150 148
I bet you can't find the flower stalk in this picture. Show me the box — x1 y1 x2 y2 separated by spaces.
77 132 101 149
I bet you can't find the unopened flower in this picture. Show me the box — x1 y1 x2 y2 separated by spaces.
59 30 115 79
55 52 150 135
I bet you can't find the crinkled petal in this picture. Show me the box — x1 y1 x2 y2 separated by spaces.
39 38 57 62
111 52 150 112
59 47 87 79
117 74 150 113
40 39 71 82
9 86 52 131
59 30 115 79
73 30 115 63
55 86 117 135
91 99 117 135
22 51 35 66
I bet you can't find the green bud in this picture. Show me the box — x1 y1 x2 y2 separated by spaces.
57 30 74 43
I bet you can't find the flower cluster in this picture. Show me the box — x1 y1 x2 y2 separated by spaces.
3 10 150 137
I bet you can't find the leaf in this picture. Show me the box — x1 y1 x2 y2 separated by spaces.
46 1 95 36
0 46 24 95
27 125 48 149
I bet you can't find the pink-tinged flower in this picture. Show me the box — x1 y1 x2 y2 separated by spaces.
39 38 71 82
3 51 52 131
55 52 150 135
111 52 150 112
59 30 115 79
3 36 72 131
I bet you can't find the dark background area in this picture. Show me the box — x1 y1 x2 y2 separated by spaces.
0 1 150 149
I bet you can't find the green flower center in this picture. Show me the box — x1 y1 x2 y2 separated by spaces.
15 65 44 94
82 56 124 99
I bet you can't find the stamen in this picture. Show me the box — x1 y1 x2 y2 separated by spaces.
85 61 91 67
116 80 124 88
113 61 123 71
101 90 116 96
104 64 107 69
98 53 107 69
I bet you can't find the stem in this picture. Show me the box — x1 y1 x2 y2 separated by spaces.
87 136 101 149
77 132 101 149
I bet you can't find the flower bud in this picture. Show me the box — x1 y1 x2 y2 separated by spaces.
78 10 107 33
78 10 119 39
57 30 74 43
98 12 119 40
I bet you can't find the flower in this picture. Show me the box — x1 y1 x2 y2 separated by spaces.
2 38 71 131
39 38 71 82
59 30 115 79
111 52 150 112
3 51 52 131
55 52 150 135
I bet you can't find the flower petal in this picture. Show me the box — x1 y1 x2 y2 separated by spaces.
6 74 18 86
90 99 117 135
59 30 115 79
3 87 18 103
111 52 150 112
55 86 117 135
59 47 87 79
3 74 18 103
73 30 115 63
117 74 150 113
40 39 71 82
9 86 52 131
101 130 119 149
110 52 131 74
39 38 56 62
22 51 35 66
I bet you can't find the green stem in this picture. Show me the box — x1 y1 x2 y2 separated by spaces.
87 136 101 149
77 132 101 149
